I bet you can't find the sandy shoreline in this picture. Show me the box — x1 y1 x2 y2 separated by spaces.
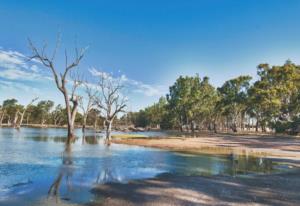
112 134 300 160
84 134 300 206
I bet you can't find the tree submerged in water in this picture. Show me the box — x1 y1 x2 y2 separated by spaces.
94 70 127 145
28 36 88 145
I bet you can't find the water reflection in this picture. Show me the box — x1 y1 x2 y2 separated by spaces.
82 134 100 145
45 143 124 204
48 145 74 203
0 128 296 206
228 153 274 176
96 153 122 184
45 144 284 204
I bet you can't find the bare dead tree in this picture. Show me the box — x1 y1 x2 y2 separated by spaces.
16 97 38 129
28 36 87 145
95 71 127 145
79 82 97 134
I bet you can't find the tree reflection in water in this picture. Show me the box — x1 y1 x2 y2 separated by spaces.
228 153 274 176
82 134 99 145
48 144 74 203
96 147 121 184
47 137 118 204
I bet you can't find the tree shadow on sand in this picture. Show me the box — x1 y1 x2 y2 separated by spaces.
90 170 300 206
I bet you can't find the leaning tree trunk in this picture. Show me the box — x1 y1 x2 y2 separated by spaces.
12 111 19 128
17 112 26 129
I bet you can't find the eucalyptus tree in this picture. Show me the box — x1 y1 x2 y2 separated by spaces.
167 75 218 132
95 71 127 145
51 104 66 126
218 75 252 132
87 108 102 129
16 97 38 129
24 104 35 125
249 61 300 132
28 36 87 144
167 75 199 131
144 97 167 128
192 77 218 131
2 99 20 127
36 100 54 125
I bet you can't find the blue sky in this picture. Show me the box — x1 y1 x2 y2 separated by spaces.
0 0 300 111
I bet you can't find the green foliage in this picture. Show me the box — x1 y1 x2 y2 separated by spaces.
218 75 252 131
1 60 300 134
128 60 300 134
1 99 23 124
166 75 218 129
248 60 300 132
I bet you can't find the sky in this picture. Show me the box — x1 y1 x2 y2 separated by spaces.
0 0 300 111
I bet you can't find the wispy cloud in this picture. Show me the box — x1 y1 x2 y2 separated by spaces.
0 48 167 109
0 50 26 68
0 49 48 81
89 67 167 97
0 79 39 93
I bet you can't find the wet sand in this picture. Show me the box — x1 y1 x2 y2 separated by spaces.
86 133 300 206
112 133 300 160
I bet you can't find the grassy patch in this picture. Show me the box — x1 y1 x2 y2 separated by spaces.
112 134 148 139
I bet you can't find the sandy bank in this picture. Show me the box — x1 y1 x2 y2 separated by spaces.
112 134 300 160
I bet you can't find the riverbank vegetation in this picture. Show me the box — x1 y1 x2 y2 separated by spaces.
1 60 300 136
124 60 300 134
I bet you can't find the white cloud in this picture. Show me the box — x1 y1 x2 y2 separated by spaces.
0 67 43 81
30 65 39 72
0 79 39 93
89 67 112 80
0 49 50 82
89 68 167 97
0 50 27 69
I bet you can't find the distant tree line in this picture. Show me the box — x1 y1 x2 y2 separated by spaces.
0 99 102 128
123 60 300 134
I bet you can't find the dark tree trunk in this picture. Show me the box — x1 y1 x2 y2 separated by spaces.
256 121 259 132
213 120 217 133
191 121 195 136
105 120 112 146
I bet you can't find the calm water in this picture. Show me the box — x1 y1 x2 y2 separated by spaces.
0 128 295 206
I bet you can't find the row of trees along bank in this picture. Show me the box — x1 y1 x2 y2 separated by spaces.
0 99 103 129
122 60 300 135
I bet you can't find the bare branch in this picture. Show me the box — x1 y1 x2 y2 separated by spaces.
51 33 61 61
27 35 87 143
